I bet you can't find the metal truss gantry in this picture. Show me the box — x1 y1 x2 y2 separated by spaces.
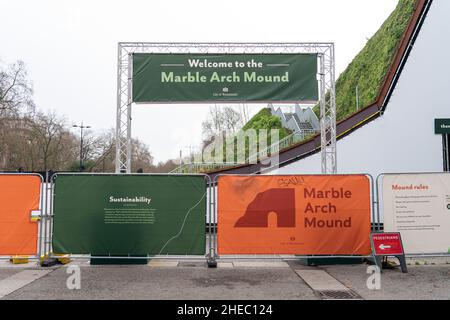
115 43 337 174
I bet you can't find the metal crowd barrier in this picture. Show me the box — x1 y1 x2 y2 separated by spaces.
0 173 44 263
2 171 449 267
40 173 216 266
210 173 377 262
376 171 450 259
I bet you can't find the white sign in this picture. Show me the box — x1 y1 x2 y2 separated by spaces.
381 173 450 254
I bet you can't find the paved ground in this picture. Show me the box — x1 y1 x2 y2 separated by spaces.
324 264 450 300
0 258 449 300
0 269 20 281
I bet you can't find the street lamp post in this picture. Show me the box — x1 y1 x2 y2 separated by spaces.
73 122 91 172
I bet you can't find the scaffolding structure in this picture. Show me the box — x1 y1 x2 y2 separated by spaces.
115 43 336 174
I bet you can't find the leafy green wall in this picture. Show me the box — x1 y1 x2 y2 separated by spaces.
320 0 416 120
211 0 417 166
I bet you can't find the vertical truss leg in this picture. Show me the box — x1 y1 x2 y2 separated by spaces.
320 45 337 174
114 43 337 174
115 45 132 173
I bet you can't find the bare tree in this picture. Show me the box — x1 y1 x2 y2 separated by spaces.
131 138 154 173
85 129 155 173
0 60 36 170
149 160 178 173
0 112 79 172
201 105 245 154
0 116 36 170
0 59 157 173
223 106 244 132
87 129 116 172
0 61 35 116
30 111 76 172
202 105 244 139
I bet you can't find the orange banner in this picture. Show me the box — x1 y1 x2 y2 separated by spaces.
0 175 41 255
217 175 372 255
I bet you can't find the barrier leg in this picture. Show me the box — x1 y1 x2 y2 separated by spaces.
207 248 217 268
41 173 57 267
396 255 408 273
206 178 217 268
373 255 383 274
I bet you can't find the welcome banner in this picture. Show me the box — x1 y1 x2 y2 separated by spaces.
0 175 41 256
53 175 207 256
217 175 372 255
132 53 318 103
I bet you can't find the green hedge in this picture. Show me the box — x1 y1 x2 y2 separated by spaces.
314 0 416 120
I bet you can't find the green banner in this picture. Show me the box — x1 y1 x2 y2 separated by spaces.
53 175 207 256
435 119 450 134
132 53 318 103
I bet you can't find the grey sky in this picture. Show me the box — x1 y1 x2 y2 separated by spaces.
0 0 397 162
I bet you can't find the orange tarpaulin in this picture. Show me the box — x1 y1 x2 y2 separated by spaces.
217 175 372 255
0 175 41 256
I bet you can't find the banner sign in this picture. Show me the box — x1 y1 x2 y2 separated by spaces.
132 53 318 103
435 119 450 134
371 233 404 256
0 175 40 256
53 175 207 256
381 173 450 254
371 232 408 273
217 175 372 255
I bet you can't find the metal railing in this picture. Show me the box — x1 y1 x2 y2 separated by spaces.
170 129 319 174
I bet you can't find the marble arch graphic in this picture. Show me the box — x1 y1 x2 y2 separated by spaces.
234 189 296 228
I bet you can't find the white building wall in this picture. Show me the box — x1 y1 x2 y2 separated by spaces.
270 1 450 178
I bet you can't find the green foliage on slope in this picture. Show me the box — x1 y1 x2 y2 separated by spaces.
206 0 417 168
242 108 292 139
315 0 417 120
216 108 293 163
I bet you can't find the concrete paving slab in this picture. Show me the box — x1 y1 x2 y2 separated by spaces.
0 270 52 299
324 264 450 300
217 262 234 269
233 261 290 268
295 270 349 292
148 260 179 268
0 269 22 281
66 259 90 267
0 260 39 269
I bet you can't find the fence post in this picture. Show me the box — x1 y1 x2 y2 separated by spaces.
207 175 217 268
